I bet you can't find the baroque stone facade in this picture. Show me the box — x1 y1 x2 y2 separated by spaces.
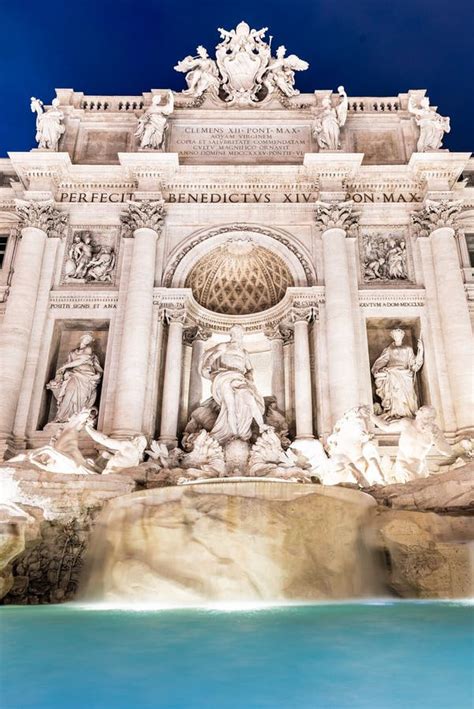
0 21 473 468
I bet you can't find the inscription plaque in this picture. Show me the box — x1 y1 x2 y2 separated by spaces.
169 123 312 163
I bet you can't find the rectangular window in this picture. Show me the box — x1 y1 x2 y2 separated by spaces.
466 234 474 268
0 235 8 268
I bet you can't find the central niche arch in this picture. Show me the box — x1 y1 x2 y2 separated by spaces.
185 238 294 315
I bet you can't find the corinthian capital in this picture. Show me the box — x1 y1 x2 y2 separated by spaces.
15 199 68 236
411 199 463 237
121 199 166 235
183 325 212 344
314 201 359 233
289 304 317 324
161 303 187 325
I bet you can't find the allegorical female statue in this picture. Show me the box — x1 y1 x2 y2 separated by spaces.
371 328 424 420
47 333 103 423
30 97 65 151
408 95 450 152
199 325 267 445
312 86 348 150
135 90 174 150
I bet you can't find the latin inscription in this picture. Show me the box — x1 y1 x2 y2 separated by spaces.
169 124 311 162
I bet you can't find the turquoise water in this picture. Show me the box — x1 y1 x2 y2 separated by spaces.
1 602 473 709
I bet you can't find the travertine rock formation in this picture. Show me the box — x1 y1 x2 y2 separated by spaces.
82 482 380 604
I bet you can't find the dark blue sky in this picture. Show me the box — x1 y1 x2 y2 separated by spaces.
1 0 472 156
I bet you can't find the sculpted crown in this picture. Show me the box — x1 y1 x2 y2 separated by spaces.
411 199 462 237
174 21 308 106
314 201 359 232
121 199 166 234
15 199 68 236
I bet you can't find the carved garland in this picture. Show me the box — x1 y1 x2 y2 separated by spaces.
163 224 316 287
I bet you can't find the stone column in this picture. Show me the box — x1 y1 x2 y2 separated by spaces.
159 306 187 446
413 201 474 433
112 200 166 437
265 326 286 412
291 307 315 439
185 326 211 416
315 201 360 423
0 201 67 454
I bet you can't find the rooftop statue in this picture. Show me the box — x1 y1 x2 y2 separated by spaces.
135 90 174 150
408 94 451 151
30 97 65 151
175 21 308 105
312 86 348 150
174 46 220 98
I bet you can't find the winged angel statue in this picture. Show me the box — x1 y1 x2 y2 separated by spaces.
174 21 308 104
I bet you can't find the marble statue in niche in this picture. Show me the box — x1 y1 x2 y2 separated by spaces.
64 232 116 283
370 406 453 482
312 87 348 150
363 235 408 281
199 325 268 445
175 22 308 104
408 95 451 152
371 328 423 420
135 90 174 150
174 46 220 98
30 97 65 151
46 333 103 423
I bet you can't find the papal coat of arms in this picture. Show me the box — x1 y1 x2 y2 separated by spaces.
174 21 309 105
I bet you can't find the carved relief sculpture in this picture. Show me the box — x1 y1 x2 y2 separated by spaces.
46 333 103 423
312 87 348 150
408 95 451 152
30 97 65 151
371 328 423 420
64 231 116 282
363 235 408 281
135 90 174 150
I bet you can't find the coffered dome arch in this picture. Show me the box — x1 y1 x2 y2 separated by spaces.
164 223 316 290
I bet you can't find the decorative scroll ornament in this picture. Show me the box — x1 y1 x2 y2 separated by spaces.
264 325 285 341
174 21 308 105
15 199 68 236
121 199 166 234
314 201 359 233
411 199 462 237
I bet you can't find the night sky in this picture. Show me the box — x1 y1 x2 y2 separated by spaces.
0 0 472 156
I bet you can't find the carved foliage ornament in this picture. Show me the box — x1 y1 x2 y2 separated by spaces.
411 199 462 237
314 201 359 232
121 200 166 235
15 199 68 236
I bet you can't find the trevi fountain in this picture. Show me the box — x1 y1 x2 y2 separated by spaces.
0 20 473 709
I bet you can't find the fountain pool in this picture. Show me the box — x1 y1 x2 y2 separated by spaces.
1 601 472 708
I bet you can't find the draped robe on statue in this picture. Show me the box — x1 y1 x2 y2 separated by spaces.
200 343 265 445
372 343 423 419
